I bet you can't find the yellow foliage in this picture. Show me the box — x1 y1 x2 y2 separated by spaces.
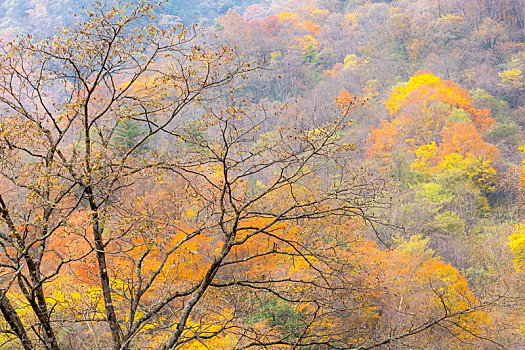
520 145 525 184
411 142 438 173
394 234 434 260
385 72 442 115
508 223 525 272
179 311 238 349
279 11 298 23
412 148 498 193
498 68 525 89
307 7 330 19
297 34 318 50
439 153 497 190
342 13 358 27
344 54 358 69
435 14 464 27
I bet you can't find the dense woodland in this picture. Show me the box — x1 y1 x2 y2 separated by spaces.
0 0 524 349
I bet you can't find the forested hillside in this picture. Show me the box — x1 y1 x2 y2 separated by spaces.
0 0 523 349
0 0 275 32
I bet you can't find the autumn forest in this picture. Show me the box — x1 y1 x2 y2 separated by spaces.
0 0 523 349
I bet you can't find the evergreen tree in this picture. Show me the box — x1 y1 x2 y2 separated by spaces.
112 119 150 154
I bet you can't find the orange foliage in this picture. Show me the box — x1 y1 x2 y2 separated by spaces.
325 62 344 76
440 123 499 160
336 88 356 109
368 72 497 167
301 19 322 35
385 72 494 131
284 231 489 348
368 116 411 164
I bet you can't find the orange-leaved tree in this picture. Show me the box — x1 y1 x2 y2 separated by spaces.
369 72 496 169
